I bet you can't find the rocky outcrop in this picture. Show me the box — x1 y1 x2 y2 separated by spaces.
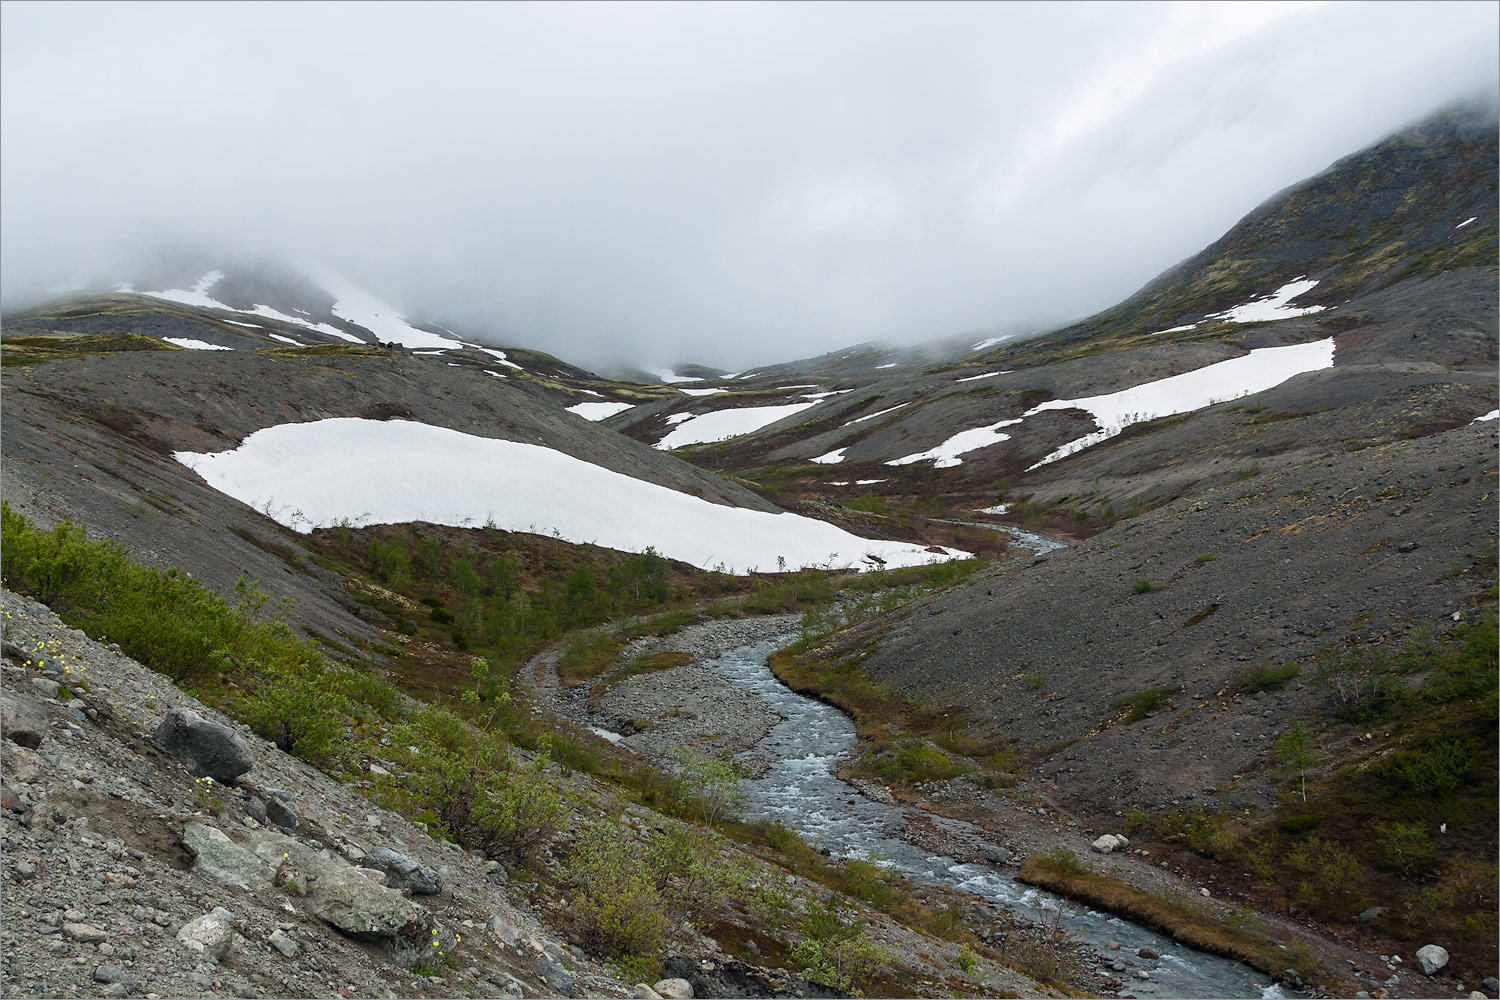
248 828 433 960
183 822 278 890
1091 833 1129 854
153 707 253 783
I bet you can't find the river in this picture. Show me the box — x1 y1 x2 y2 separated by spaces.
708 637 1285 1000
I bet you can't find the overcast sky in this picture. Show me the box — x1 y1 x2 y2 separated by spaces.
2 2 1496 367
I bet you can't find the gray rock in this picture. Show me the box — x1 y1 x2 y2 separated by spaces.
983 844 1012 864
487 913 521 950
1415 944 1449 976
183 823 278 890
1358 905 1388 924
62 922 108 943
103 984 131 999
1483 976 1499 993
1091 833 1124 854
176 907 236 963
154 708 253 784
247 829 431 959
361 846 442 895
653 978 693 999
268 928 299 958
264 794 299 831
2 690 50 748
1137 946 1159 959
536 958 574 997
1281 969 1304 989
93 964 137 989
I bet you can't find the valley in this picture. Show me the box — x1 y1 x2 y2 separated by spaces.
2 103 1496 1000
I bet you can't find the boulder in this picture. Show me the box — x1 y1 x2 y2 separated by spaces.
63 923 108 943
487 913 521 950
1358 906 1388 924
2 690 49 748
263 790 299 831
154 708 253 783
176 907 236 963
361 846 442 895
1138 946 1159 959
633 987 664 999
183 823 278 890
536 958 574 997
1415 944 1449 976
268 928 299 958
1091 834 1123 854
4 745 45 784
653 978 693 999
247 829 431 959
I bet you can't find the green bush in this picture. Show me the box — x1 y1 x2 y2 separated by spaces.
789 898 892 997
857 738 968 784
564 823 670 965
1376 821 1437 878
237 673 344 765
1381 736 1473 798
378 706 566 861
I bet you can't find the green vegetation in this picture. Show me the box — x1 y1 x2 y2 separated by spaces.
1128 610 1498 983
1229 659 1299 694
1131 577 1160 594
1273 719 1320 802
788 898 893 997
376 705 566 861
1019 851 1337 991
1194 552 1219 564
563 819 760 981
0 332 179 366
1109 686 1180 724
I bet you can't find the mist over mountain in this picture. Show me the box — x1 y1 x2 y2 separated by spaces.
3 3 1496 367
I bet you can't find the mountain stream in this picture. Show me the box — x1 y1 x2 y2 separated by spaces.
709 636 1286 999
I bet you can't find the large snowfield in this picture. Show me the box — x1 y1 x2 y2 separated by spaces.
175 418 967 574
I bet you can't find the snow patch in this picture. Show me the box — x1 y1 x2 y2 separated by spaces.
413 350 447 356
955 370 1012 382
971 335 1013 351
1206 278 1328 324
243 303 359 341
978 503 1010 515
162 337 234 351
679 387 727 397
811 448 846 465
665 413 695 425
655 401 820 450
140 270 226 310
875 362 900 369
855 479 887 485
1149 324 1197 336
648 368 703 384
1024 338 1336 468
890 339 1337 470
314 272 458 350
1473 409 1498 423
173 417 969 574
477 348 523 369
483 370 507 379
887 419 1024 469
841 403 908 426
1456 217 1477 229
267 333 302 346
567 401 635 421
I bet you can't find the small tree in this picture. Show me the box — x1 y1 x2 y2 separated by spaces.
673 747 744 825
1274 718 1320 802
